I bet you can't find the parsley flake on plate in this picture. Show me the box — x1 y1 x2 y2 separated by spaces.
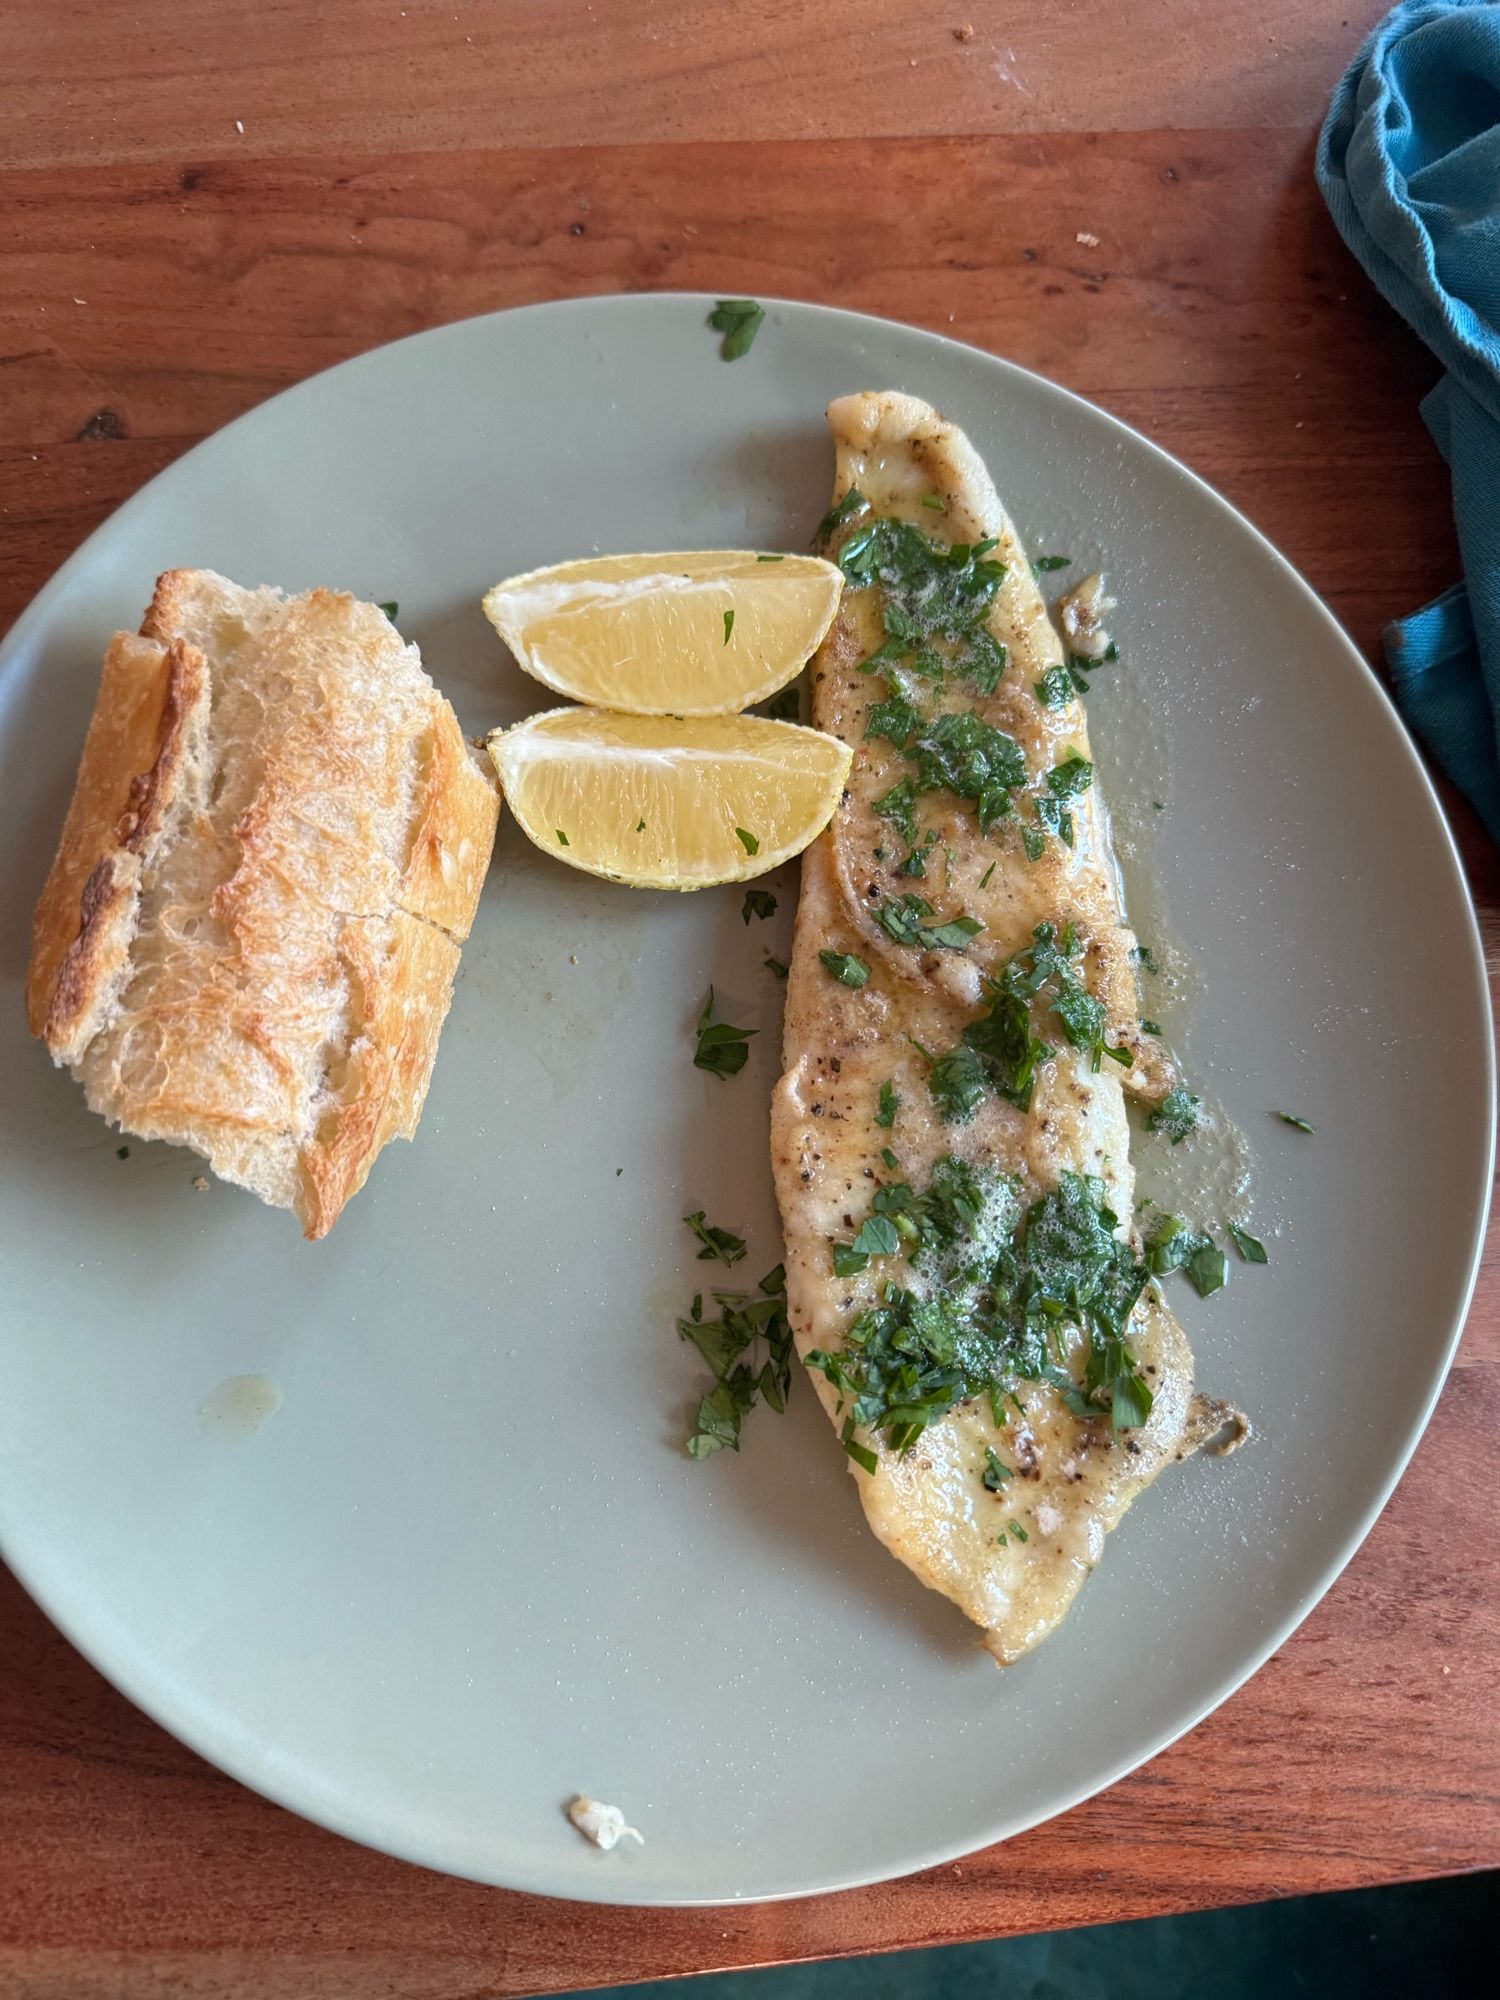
707 297 765 360
741 888 777 923
1277 1111 1315 1133
693 988 756 1079
684 1209 747 1268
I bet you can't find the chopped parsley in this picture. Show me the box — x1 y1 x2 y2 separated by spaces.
819 949 870 988
636 817 647 832
1035 664 1077 709
741 888 777 923
921 493 947 512
693 988 756 1079
982 1445 1012 1491
978 861 996 889
1022 826 1046 863
735 827 759 855
1140 1017 1161 1035
723 609 735 646
834 515 1012 717
1008 1520 1030 1542
1032 554 1072 574
684 1209 747 1267
1147 1088 1201 1145
875 1079 899 1128
764 954 788 978
814 487 870 548
116 1145 130 1159
682 1264 793 1457
874 892 984 952
377 600 398 620
1134 943 1160 974
909 710 1027 830
925 921 1129 1121
1046 753 1094 800
920 1042 989 1123
881 1146 899 1170
807 1168 1155 1459
1228 1222 1269 1264
555 829 570 846
1143 1213 1230 1298
874 777 919 843
1277 1111 1315 1133
707 297 764 361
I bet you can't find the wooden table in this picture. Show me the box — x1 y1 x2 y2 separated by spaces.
2 2 1496 1993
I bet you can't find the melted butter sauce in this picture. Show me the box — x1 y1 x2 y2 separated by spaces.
198 1374 283 1439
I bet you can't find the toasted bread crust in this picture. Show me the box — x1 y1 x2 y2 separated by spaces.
27 572 499 1236
28 633 210 1055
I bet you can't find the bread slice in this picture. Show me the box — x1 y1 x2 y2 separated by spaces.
27 570 501 1238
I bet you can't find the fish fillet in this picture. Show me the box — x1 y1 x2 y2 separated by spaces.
771 391 1241 1664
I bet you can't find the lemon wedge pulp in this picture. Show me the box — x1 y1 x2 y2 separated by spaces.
487 709 852 890
483 551 843 716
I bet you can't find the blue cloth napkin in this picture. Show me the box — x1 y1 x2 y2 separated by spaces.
1317 0 1500 841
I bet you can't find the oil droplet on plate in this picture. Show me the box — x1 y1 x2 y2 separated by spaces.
198 1375 283 1439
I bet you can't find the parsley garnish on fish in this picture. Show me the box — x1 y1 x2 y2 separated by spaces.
918 1041 989 1123
693 988 756 1079
1228 1223 1269 1264
723 609 735 646
978 861 996 889
875 1079 899 1128
820 949 870 988
874 893 984 952
741 888 777 923
874 778 920 844
1035 664 1077 709
921 493 947 512
1277 1111 1315 1133
834 514 1011 709
1008 1520 1030 1542
909 710 1028 831
982 1446 1012 1490
756 553 785 562
1046 753 1094 800
682 1263 794 1457
807 1169 1155 1459
1147 1088 1201 1144
814 487 870 548
926 922 1128 1120
684 1210 747 1267
865 693 923 751
707 297 765 360
881 1145 899 1169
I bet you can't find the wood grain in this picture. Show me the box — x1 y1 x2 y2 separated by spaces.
1 1 1390 167
1 1 1497 1993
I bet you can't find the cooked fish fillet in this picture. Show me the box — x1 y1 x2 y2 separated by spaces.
771 392 1240 1664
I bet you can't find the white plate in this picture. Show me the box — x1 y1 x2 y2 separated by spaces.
0 296 1490 1905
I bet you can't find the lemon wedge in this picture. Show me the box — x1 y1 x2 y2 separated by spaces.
482 551 843 715
487 709 852 889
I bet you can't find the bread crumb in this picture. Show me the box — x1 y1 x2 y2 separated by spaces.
192 1175 210 1192
1076 230 1100 247
568 1796 643 1850
954 22 974 39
